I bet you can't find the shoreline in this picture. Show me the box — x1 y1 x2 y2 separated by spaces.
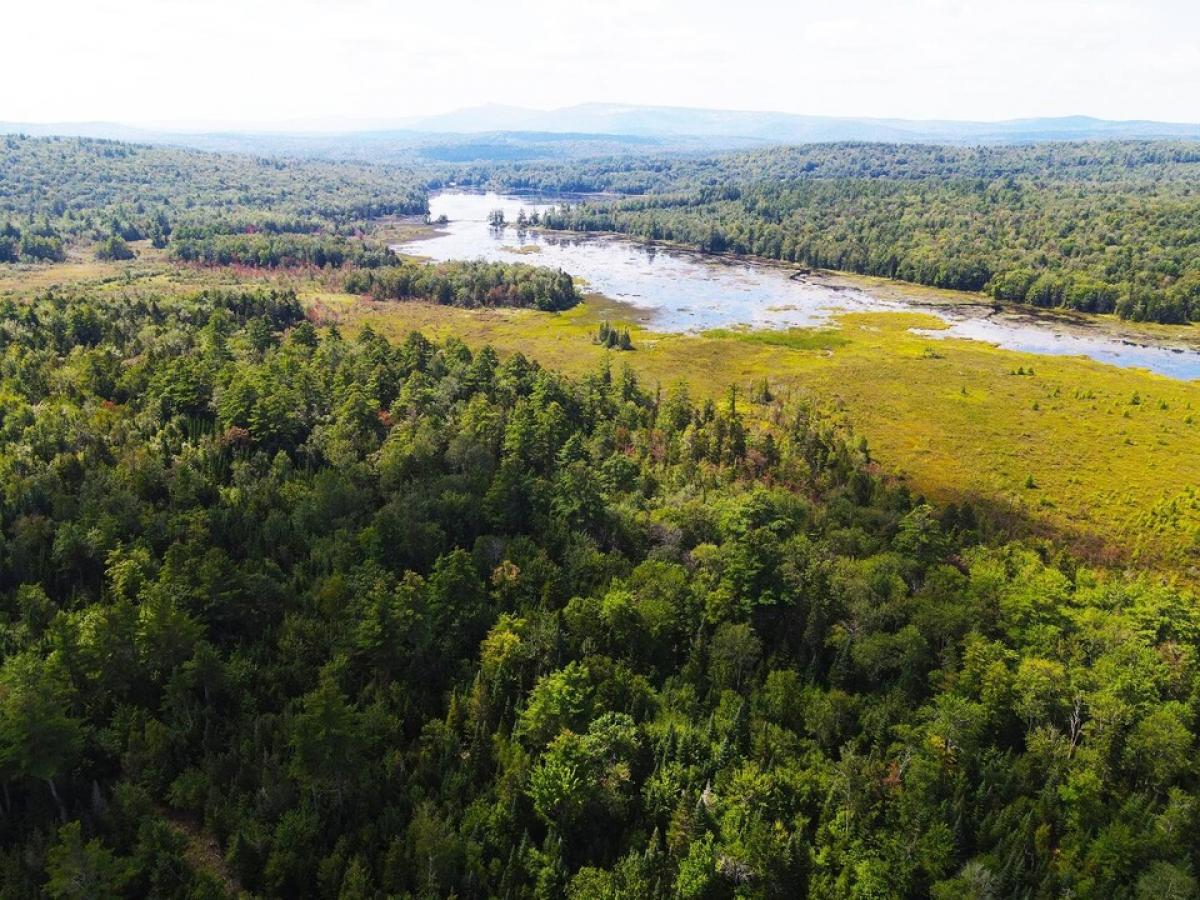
527 224 1200 355
418 188 1200 353
393 197 1200 367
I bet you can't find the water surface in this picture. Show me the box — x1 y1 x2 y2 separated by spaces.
398 191 1200 380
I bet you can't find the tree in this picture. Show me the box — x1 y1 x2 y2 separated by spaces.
44 822 131 899
528 713 639 832
1124 705 1194 790
95 235 135 261
0 652 83 814
288 670 365 806
1136 861 1197 900
708 622 761 692
518 663 593 748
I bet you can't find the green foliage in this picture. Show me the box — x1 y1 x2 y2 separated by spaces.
596 320 634 350
345 258 579 310
171 231 395 269
0 134 426 252
0 652 83 787
44 822 132 899
0 220 66 262
0 282 1195 897
480 141 1200 323
95 234 135 261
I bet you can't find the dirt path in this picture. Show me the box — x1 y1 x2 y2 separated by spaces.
159 807 246 898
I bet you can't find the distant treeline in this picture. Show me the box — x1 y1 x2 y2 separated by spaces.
171 232 398 269
0 134 428 252
345 259 579 311
168 227 581 312
170 217 329 240
0 221 67 263
472 141 1200 323
460 141 1200 193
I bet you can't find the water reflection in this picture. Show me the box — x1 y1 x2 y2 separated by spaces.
396 191 1200 381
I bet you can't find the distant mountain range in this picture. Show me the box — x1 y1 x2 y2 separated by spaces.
399 103 1200 144
5 103 1200 162
0 118 752 163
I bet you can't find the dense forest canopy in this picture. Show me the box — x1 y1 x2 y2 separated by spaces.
344 259 580 311
462 142 1200 193
0 136 585 316
1 129 1200 897
8 135 1200 323
166 233 580 313
0 284 1195 897
170 232 401 270
471 141 1200 323
0 135 427 248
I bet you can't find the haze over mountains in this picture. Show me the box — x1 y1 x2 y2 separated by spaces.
400 102 1200 143
5 102 1200 163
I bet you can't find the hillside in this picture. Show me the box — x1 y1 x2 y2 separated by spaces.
0 283 1196 897
0 134 427 245
9 103 1200 151
474 141 1200 323
0 131 1198 899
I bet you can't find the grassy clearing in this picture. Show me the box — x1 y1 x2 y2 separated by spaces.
0 251 351 305
827 270 1200 351
6 258 1198 576
347 296 1200 577
370 217 443 245
703 327 851 352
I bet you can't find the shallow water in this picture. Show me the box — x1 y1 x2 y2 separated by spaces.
398 191 1200 380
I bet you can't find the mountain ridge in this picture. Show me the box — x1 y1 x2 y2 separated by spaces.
5 104 1200 161
400 102 1200 143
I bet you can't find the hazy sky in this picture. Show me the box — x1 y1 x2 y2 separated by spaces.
6 0 1199 127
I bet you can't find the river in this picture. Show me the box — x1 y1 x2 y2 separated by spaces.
396 191 1200 380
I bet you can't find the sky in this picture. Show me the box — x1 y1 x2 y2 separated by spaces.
4 0 1199 128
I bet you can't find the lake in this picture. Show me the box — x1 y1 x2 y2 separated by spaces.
397 191 1200 380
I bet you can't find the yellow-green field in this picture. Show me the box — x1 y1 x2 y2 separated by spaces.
344 295 1200 577
5 255 1199 578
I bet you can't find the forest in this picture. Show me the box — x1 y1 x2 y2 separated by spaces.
1 132 1200 898
9 135 1200 322
0 221 67 263
472 142 1200 323
0 135 427 246
0 278 1195 898
344 260 579 311
171 233 399 270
